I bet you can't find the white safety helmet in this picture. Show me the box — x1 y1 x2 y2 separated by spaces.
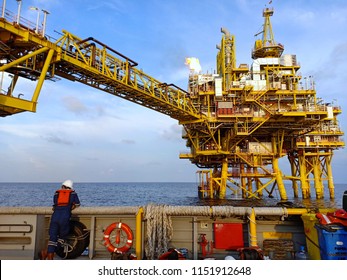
62 179 74 190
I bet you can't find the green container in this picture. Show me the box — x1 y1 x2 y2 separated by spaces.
301 214 321 260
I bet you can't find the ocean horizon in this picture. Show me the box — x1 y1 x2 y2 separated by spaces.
0 182 346 209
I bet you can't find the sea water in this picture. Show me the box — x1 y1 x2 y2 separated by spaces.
0 182 346 208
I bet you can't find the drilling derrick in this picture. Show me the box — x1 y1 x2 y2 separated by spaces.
252 8 284 59
182 8 344 200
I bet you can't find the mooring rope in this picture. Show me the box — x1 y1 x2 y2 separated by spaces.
164 205 212 216
144 204 173 260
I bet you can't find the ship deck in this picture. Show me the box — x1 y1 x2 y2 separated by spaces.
0 205 330 260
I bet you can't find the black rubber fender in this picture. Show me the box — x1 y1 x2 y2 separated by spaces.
343 190 347 212
55 220 90 259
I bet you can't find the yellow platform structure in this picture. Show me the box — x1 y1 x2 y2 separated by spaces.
0 4 344 200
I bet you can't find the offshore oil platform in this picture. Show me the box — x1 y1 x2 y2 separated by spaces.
0 3 344 201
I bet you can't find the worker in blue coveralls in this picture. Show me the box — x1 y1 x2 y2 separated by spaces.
39 180 80 260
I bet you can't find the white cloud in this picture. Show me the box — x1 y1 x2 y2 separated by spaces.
62 96 89 115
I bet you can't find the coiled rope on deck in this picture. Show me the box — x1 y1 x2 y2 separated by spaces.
144 204 173 260
143 205 214 259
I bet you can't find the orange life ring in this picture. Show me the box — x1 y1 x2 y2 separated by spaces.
103 222 133 253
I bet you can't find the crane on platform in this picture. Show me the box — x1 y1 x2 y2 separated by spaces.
0 3 344 200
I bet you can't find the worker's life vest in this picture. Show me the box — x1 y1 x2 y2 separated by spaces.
56 189 73 206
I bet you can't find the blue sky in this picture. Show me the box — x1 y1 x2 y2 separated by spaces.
0 0 346 183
